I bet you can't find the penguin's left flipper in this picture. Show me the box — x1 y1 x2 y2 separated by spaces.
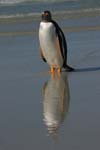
56 36 62 55
40 48 47 62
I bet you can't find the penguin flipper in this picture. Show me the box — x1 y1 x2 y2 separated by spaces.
40 48 47 62
56 36 62 55
51 20 67 66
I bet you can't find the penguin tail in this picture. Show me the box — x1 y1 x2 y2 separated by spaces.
63 64 75 72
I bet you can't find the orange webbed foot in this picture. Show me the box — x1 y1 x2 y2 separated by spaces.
57 68 61 74
50 67 55 74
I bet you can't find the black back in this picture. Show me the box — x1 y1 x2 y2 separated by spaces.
51 20 67 66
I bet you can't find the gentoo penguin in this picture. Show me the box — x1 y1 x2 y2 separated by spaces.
42 73 70 136
39 10 74 73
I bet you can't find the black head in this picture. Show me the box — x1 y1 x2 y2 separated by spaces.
41 10 52 22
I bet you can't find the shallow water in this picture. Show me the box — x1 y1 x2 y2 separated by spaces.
0 19 100 150
0 1 100 149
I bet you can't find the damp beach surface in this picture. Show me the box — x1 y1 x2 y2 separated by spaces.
0 5 100 150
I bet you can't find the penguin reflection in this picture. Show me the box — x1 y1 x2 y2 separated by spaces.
42 73 70 136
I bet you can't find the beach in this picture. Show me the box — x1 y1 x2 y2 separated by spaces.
0 6 100 150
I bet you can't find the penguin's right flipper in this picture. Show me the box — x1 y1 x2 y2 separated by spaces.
40 48 47 62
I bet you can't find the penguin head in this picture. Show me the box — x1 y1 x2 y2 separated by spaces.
41 10 52 22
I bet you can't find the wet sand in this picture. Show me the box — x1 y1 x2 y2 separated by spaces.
0 15 100 150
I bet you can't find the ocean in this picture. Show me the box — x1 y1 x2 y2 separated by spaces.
0 0 100 18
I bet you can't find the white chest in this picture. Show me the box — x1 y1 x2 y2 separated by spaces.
39 22 56 44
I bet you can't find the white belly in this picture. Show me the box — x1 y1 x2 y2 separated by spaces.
39 22 63 68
